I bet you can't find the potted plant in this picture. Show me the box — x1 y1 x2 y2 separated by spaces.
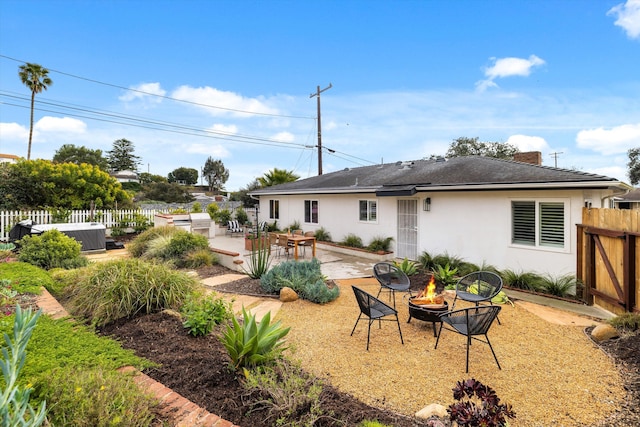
244 231 269 251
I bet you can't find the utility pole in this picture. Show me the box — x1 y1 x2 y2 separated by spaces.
550 152 563 168
310 83 332 175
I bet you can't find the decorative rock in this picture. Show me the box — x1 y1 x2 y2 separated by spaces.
280 287 299 302
161 309 182 319
415 403 448 420
591 324 619 342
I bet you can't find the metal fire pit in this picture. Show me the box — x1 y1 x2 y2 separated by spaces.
407 297 449 337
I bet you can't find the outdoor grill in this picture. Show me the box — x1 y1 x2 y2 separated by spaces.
153 213 213 238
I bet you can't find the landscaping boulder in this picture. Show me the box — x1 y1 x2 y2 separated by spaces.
415 403 448 420
280 287 299 302
591 324 619 342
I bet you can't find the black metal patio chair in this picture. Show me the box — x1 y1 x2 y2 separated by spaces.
351 286 404 351
373 262 412 309
451 271 503 324
435 305 502 372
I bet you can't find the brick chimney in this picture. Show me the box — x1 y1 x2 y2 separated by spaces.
513 151 542 165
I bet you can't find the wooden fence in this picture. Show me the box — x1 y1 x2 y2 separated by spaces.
0 209 159 241
577 208 640 314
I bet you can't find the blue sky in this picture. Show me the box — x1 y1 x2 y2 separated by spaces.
1 0 639 191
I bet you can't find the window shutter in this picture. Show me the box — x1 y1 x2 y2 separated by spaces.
539 202 564 247
512 201 535 245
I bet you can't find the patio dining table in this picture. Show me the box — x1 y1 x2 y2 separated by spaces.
279 233 316 260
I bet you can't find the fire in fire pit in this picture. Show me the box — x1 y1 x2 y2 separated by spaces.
410 275 446 308
407 276 449 336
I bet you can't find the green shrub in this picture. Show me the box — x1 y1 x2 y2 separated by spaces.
608 312 640 332
33 366 158 427
393 258 419 276
243 363 324 426
0 262 49 294
260 258 339 304
340 233 363 248
0 242 16 251
221 307 290 370
183 248 218 268
206 203 219 219
432 252 465 271
359 421 393 427
181 293 232 337
127 226 180 258
313 227 331 242
191 202 202 213
214 208 232 225
418 251 435 270
0 305 47 427
501 269 544 291
17 229 88 270
539 274 577 297
432 263 459 289
64 258 198 326
163 231 210 264
367 236 393 253
235 207 249 224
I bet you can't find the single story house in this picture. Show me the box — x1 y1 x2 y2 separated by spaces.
613 188 640 210
0 153 20 164
250 154 632 277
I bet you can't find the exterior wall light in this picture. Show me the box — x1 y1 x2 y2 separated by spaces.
424 197 431 211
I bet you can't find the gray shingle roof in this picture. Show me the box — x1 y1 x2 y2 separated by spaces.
251 156 624 195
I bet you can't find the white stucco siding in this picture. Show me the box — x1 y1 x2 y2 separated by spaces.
259 187 613 277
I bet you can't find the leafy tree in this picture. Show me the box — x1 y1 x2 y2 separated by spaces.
0 159 131 210
258 168 300 187
137 182 195 203
107 138 141 172
168 167 198 185
442 137 519 160
202 157 229 192
53 144 109 170
138 172 167 185
18 62 53 160
627 147 640 186
233 178 261 208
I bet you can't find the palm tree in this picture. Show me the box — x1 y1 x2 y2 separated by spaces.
18 62 53 160
258 168 300 187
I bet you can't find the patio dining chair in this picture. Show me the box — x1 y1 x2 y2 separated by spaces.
373 262 412 309
435 305 502 372
351 286 404 350
451 271 503 324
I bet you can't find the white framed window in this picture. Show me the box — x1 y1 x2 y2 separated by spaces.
304 200 318 224
359 200 377 222
511 199 567 250
269 200 279 219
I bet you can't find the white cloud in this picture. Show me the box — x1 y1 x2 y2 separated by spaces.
476 55 545 91
185 143 230 157
0 122 28 140
576 123 640 155
608 0 640 39
505 134 550 152
270 131 295 143
209 123 238 134
171 86 279 117
35 116 86 133
119 82 166 102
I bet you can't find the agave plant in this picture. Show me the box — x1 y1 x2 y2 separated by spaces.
220 307 290 371
432 263 459 289
393 258 419 276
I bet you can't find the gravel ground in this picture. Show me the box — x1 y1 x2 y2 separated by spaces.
270 279 626 427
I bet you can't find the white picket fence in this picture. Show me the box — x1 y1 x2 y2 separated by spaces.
0 209 159 241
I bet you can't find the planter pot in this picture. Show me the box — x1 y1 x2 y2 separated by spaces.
244 236 269 251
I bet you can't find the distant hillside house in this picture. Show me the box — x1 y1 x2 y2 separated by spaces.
111 169 139 183
0 153 20 164
250 153 632 277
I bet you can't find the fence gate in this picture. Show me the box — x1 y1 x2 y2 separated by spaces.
577 208 640 314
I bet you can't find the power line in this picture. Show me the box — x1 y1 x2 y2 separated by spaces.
549 151 563 168
0 54 314 120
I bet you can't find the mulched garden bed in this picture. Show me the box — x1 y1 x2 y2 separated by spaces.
97 259 639 427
